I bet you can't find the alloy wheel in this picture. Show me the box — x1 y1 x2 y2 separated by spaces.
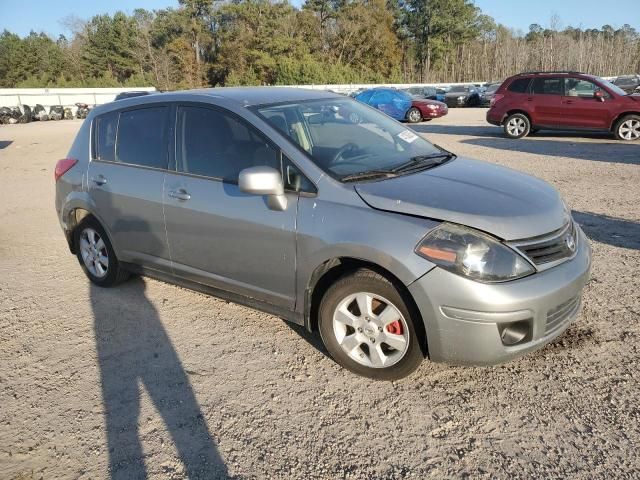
79 227 109 278
332 292 410 368
408 108 422 123
506 117 527 136
619 119 640 140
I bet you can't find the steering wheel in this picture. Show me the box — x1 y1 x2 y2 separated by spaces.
332 143 359 163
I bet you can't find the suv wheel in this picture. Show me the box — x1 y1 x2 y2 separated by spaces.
615 115 640 141
504 113 530 139
406 107 422 124
74 216 129 287
318 269 424 380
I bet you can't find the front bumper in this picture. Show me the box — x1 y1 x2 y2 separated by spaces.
408 225 592 366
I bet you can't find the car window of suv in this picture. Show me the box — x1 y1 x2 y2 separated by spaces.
116 106 168 169
507 78 531 93
564 78 610 98
93 111 118 161
531 77 563 95
176 105 279 182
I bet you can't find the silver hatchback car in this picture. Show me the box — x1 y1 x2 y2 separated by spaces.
55 88 591 380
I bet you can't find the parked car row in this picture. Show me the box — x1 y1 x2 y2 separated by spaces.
0 103 93 124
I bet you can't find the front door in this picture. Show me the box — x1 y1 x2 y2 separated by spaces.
87 106 171 271
163 104 298 309
561 78 612 129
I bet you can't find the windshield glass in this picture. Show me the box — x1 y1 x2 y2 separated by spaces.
597 77 628 96
449 85 470 93
256 98 443 180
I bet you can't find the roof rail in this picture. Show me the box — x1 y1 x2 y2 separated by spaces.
518 71 584 75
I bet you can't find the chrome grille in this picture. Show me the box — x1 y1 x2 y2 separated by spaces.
546 296 580 334
510 221 577 268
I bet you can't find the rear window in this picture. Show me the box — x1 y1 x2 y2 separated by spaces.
507 78 531 93
116 107 168 169
531 77 563 95
93 111 118 161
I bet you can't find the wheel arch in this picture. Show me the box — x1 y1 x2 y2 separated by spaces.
504 109 532 124
62 196 115 256
610 111 640 132
304 257 426 352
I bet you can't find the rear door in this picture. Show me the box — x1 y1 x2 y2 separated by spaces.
561 77 614 129
528 76 564 127
87 105 171 271
163 104 299 309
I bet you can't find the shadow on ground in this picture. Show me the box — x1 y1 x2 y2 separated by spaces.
90 278 228 479
0 140 13 149
573 211 640 250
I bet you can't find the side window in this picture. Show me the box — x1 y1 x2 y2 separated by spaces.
507 78 531 93
565 78 609 98
283 156 315 194
176 106 279 181
531 77 563 95
116 106 168 168
93 111 118 161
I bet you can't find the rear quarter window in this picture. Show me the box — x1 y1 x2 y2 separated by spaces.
93 111 118 161
507 78 531 93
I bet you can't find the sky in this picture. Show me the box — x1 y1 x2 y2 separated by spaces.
0 0 638 38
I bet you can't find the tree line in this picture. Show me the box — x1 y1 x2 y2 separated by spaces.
0 0 639 90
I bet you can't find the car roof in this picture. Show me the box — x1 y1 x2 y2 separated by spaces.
187 87 339 106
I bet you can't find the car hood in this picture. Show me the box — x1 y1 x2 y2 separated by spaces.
354 157 569 240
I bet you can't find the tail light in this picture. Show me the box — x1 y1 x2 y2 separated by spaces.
490 94 504 108
55 158 78 182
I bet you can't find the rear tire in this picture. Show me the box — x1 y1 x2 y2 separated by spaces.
614 114 640 141
318 269 425 380
406 107 422 124
503 113 530 139
74 216 129 287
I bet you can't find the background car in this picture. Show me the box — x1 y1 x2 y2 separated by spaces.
613 74 640 94
354 88 412 121
444 85 481 107
403 86 446 102
405 95 448 123
480 81 502 106
487 71 640 141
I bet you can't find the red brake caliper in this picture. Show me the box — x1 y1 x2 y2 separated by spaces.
386 320 403 335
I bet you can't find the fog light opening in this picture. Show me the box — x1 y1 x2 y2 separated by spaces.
499 320 531 346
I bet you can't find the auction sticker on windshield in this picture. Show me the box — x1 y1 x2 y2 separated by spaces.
398 130 419 143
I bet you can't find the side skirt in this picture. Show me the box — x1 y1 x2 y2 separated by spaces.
121 262 304 326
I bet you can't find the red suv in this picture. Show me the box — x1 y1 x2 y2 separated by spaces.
487 71 640 141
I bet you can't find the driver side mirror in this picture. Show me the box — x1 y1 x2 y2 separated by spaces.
238 166 287 211
594 90 605 102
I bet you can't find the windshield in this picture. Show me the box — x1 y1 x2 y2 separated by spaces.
486 83 500 93
598 77 630 96
449 85 470 93
256 98 444 180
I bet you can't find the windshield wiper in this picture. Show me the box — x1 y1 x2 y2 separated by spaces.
340 170 397 182
390 152 456 174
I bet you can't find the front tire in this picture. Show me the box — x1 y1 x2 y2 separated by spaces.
614 114 640 141
406 107 422 124
74 216 129 287
503 113 531 139
318 269 425 380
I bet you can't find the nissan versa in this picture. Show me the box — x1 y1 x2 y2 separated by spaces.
55 88 591 380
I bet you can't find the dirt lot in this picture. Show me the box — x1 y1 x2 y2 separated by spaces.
1 109 639 479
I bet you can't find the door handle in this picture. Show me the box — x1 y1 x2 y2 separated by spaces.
168 189 191 201
563 100 574 105
91 175 107 186
526 97 533 101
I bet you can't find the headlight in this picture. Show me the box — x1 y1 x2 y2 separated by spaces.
415 223 535 282
427 104 438 110
457 95 465 101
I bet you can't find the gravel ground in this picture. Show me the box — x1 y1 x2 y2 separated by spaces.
1 109 639 479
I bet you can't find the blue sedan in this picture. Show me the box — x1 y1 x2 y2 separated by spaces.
354 88 412 121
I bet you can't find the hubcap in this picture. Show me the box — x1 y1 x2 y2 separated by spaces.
409 109 421 122
332 292 410 368
507 117 526 136
619 119 640 140
79 228 109 278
